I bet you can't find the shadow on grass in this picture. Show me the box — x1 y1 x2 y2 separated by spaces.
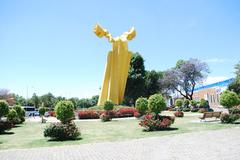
0 131 14 135
143 127 179 132
47 137 82 142
13 125 22 128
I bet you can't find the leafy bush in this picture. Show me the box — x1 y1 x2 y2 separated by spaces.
183 99 190 107
229 106 240 114
175 99 183 107
13 105 25 123
0 121 12 133
44 121 80 140
148 94 166 114
100 113 112 122
198 108 207 113
200 99 208 107
55 101 75 123
182 108 190 112
220 90 240 110
135 97 148 115
0 100 9 119
139 113 175 131
7 109 20 125
190 108 199 112
103 100 114 111
39 107 47 116
174 111 184 117
118 107 137 117
190 100 197 107
220 113 239 124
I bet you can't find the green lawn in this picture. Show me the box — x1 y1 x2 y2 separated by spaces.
0 111 238 150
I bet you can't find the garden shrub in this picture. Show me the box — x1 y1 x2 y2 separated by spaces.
78 110 103 119
190 100 197 107
103 100 114 111
44 121 80 140
148 94 166 114
39 107 47 123
100 113 111 122
229 106 240 114
135 97 148 115
139 113 175 131
48 111 56 117
175 99 183 108
55 101 75 123
174 111 184 117
0 120 12 133
220 113 239 124
220 90 240 111
198 108 207 113
190 108 199 112
0 100 9 119
7 109 20 125
199 99 208 108
184 99 190 107
182 108 190 112
13 105 25 123
118 107 137 117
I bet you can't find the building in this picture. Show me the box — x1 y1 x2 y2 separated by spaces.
193 78 234 108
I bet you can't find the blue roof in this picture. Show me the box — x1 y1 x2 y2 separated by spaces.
194 78 234 92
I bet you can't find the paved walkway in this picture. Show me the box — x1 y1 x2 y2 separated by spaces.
1 127 240 160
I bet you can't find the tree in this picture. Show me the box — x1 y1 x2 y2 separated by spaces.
220 90 239 111
40 93 55 109
125 52 146 105
13 94 26 106
0 100 9 120
0 89 15 106
31 93 40 108
144 70 163 97
228 62 240 95
161 58 209 100
39 107 47 123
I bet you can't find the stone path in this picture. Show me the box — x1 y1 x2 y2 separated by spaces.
1 127 239 160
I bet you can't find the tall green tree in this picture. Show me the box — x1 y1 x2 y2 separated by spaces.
124 52 146 105
31 93 40 108
228 62 240 95
144 70 163 97
40 93 55 109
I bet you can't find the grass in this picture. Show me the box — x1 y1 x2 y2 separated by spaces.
0 111 238 150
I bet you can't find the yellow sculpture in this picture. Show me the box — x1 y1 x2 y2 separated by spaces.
93 24 136 106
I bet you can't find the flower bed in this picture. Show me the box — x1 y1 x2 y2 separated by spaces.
139 113 175 131
174 111 184 117
48 111 56 117
78 107 138 119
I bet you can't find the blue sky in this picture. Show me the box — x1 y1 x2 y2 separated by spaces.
1 0 240 98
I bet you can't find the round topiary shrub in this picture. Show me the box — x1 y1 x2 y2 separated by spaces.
220 113 239 124
184 99 190 107
44 121 80 140
7 109 20 125
39 107 47 123
200 99 207 108
103 100 114 111
0 100 9 120
175 99 183 108
148 94 166 114
190 100 197 107
55 101 75 123
220 90 240 111
13 105 25 123
135 97 148 115
100 113 111 122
